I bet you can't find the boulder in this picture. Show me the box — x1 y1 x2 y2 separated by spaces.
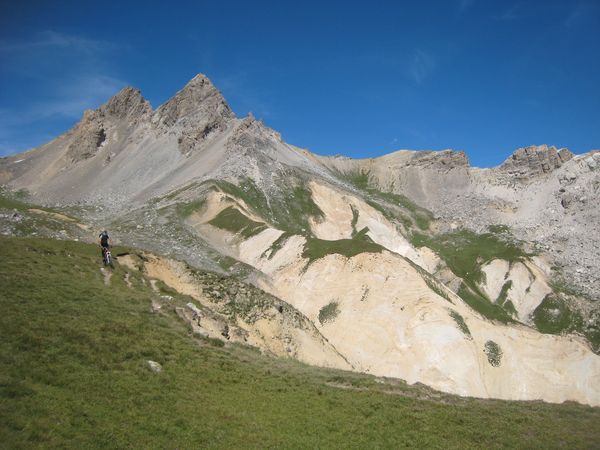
146 360 162 373
561 193 575 209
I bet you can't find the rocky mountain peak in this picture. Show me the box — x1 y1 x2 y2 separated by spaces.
154 73 235 128
99 86 152 121
499 144 574 177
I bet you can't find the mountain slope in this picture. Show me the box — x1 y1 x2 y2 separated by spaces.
1 74 599 406
3 235 600 448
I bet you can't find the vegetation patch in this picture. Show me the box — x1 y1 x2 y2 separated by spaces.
537 274 599 353
532 294 582 335
217 255 238 271
424 277 453 303
176 198 205 218
550 277 587 299
495 280 516 317
263 232 293 259
350 205 359 236
484 340 503 367
360 285 370 302
487 224 510 234
496 280 513 305
318 302 340 325
458 283 514 324
503 300 517 317
540 293 599 350
302 227 384 265
0 188 63 216
449 310 471 338
209 177 324 235
342 169 433 231
411 230 528 285
0 191 31 211
157 182 202 203
372 190 433 230
412 229 529 322
208 206 267 238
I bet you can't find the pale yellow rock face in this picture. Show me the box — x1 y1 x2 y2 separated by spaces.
308 181 425 267
128 251 351 371
225 181 600 406
241 238 600 405
480 259 552 322
176 179 600 406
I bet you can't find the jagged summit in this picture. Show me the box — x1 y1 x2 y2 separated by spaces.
100 86 152 120
154 73 235 128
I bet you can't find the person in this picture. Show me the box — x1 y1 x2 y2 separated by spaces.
99 230 111 262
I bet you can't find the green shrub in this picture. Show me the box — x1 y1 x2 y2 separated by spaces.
532 294 581 335
484 340 503 367
318 302 340 324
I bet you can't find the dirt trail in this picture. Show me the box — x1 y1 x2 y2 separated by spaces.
100 268 112 286
143 255 204 300
124 272 132 288
28 208 76 222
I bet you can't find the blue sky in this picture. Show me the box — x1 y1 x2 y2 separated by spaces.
1 0 599 167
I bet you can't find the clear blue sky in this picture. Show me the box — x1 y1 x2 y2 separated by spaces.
1 0 599 167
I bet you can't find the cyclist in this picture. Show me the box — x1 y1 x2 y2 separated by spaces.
99 230 111 264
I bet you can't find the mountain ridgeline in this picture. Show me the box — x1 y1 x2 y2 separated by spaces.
1 73 599 406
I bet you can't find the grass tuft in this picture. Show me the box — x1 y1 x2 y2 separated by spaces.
449 310 471 338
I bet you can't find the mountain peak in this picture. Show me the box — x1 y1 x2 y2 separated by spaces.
185 73 213 88
154 74 234 128
100 86 152 120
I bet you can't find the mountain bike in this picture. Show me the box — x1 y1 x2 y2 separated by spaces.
102 246 113 268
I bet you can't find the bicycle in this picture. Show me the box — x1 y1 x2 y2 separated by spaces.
102 246 113 268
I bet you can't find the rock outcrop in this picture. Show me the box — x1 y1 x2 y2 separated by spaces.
154 74 234 127
65 110 107 163
499 144 574 178
154 74 234 154
100 86 152 122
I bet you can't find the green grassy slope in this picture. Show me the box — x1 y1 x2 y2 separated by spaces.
412 229 529 323
1 236 599 449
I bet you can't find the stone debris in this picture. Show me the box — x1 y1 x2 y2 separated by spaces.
146 360 162 373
